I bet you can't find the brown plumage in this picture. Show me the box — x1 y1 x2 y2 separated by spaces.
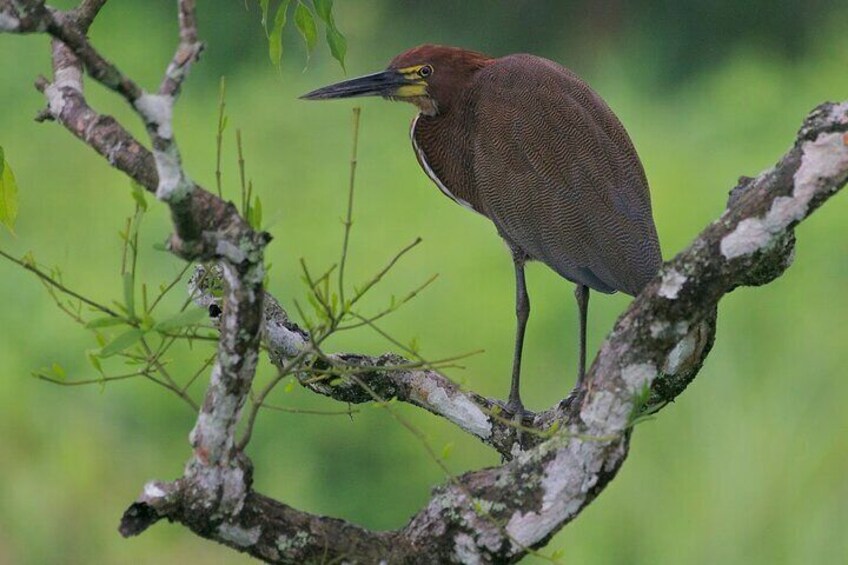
302 44 662 414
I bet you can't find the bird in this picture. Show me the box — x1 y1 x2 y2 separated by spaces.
301 45 662 416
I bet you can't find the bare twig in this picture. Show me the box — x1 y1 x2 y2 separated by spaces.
0 248 121 318
338 107 361 308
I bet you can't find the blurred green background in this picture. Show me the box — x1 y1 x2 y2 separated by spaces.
1 1 847 563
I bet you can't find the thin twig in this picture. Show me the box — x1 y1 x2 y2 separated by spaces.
236 128 246 214
215 76 226 197
339 272 438 330
348 237 423 308
338 107 361 308
148 263 193 313
0 248 121 318
141 338 199 410
237 346 315 449
35 371 145 386
257 402 359 417
181 353 216 393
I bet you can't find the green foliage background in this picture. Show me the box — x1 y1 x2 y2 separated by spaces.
0 1 846 563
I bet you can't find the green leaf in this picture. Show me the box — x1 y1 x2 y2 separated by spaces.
294 1 318 55
268 0 291 68
85 316 129 329
325 24 347 72
51 362 66 379
0 148 19 234
99 328 145 357
123 272 135 318
154 307 208 332
130 180 148 211
311 0 346 70
86 350 103 374
441 442 454 460
21 251 35 267
312 0 332 23
139 313 155 332
259 0 271 33
249 195 263 230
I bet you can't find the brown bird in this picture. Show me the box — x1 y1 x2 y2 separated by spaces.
302 45 661 415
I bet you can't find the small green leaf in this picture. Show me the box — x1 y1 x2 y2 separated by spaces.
284 380 295 393
441 442 454 460
0 148 19 234
130 180 148 211
51 362 66 379
294 1 318 55
306 291 323 318
312 0 333 23
259 0 271 33
99 328 145 357
268 0 291 68
551 549 565 560
311 0 346 70
139 313 155 332
325 24 347 72
85 316 129 329
86 350 103 374
154 307 208 332
249 195 263 229
123 272 135 318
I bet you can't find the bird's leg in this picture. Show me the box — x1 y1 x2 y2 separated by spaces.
507 255 530 417
574 284 590 387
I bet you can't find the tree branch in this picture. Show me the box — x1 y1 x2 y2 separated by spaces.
176 102 846 561
3 1 846 562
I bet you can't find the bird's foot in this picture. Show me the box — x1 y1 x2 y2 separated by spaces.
495 399 534 462
499 398 533 426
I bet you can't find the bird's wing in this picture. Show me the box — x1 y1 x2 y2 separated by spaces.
468 55 661 295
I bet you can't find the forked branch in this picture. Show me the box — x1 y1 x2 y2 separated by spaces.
1 1 846 562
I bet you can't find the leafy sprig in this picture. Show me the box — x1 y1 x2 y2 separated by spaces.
258 0 347 70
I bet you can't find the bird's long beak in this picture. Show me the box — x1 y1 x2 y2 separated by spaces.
300 69 413 100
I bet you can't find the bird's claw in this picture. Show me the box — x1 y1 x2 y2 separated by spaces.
499 399 533 426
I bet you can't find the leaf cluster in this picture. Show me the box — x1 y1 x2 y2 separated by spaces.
258 0 347 70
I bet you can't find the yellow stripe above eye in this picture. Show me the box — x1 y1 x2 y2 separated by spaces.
398 65 425 75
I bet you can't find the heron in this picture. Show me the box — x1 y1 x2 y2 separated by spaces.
302 45 662 416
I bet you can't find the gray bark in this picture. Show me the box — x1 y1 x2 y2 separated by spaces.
1 0 846 562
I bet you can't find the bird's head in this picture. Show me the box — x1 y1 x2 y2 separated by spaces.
300 44 491 116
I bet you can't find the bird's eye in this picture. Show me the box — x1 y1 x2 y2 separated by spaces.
418 65 433 78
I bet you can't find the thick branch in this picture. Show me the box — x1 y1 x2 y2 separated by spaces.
3 0 264 548
4 2 845 562
179 101 846 560
190 269 532 457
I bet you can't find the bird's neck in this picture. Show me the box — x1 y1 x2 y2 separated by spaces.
412 110 484 214
410 96 438 116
